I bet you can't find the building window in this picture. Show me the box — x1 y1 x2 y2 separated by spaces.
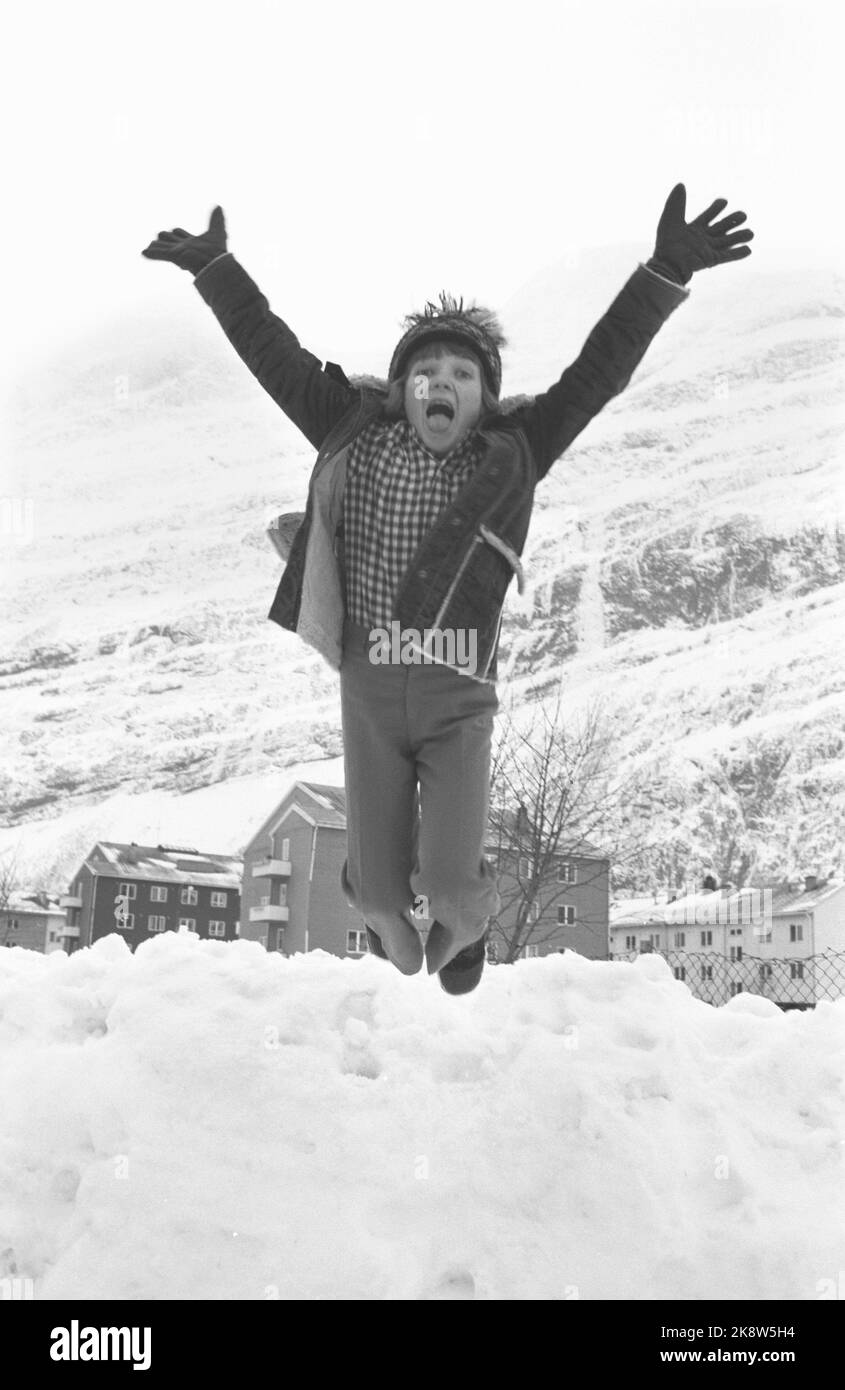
789 923 803 943
118 882 137 899
729 946 743 962
9 919 19 931
210 891 227 907
674 931 685 948
347 930 368 954
625 935 636 951
147 915 166 933
518 856 530 879
275 929 285 952
116 913 135 931
759 963 772 979
701 965 713 981
181 886 198 906
730 982 743 996
557 861 576 884
756 927 772 944
674 966 686 981
700 930 712 947
790 962 804 980
150 886 168 903
208 920 226 937
278 884 288 907
179 918 197 933
557 905 575 926
281 838 290 861
523 944 540 959
529 901 540 922
649 933 660 948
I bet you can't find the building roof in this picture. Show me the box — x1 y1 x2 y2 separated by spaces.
611 879 845 929
485 805 607 859
771 880 845 915
610 896 668 926
612 887 764 929
486 837 607 860
3 893 66 919
81 842 242 888
243 777 610 856
243 780 351 848
295 782 347 827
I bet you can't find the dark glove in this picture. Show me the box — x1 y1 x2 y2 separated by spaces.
651 183 754 285
141 205 228 275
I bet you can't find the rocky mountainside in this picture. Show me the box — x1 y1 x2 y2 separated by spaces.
3 246 844 891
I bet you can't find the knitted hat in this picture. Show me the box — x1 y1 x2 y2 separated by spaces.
388 291 506 397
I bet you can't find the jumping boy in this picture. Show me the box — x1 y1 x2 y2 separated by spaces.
142 185 753 993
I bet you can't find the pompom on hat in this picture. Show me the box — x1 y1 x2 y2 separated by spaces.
387 291 506 398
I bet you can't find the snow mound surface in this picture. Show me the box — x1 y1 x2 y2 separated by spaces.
1 935 842 1301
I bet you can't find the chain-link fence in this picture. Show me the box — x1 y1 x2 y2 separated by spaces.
610 948 845 1009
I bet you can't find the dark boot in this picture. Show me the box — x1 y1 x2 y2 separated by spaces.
438 926 490 996
365 926 388 959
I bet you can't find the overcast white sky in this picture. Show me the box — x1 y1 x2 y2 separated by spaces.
3 0 843 380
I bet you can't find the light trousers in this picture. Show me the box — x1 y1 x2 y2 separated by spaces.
339 618 501 958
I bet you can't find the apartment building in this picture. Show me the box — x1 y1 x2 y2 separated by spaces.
610 874 845 1007
1 891 68 953
241 780 610 963
488 839 610 961
241 781 365 957
60 841 242 952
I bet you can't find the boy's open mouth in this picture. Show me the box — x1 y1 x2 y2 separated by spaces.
425 401 455 421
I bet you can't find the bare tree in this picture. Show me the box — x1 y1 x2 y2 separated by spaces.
0 847 23 948
487 688 645 963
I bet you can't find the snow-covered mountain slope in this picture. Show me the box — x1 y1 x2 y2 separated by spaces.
3 247 844 888
1 935 842 1300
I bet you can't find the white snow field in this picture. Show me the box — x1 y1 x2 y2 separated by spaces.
1 932 843 1302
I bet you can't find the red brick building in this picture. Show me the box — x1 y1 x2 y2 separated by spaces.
489 842 611 961
241 779 610 963
241 782 365 957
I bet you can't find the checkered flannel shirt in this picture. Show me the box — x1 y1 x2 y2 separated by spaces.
343 418 483 629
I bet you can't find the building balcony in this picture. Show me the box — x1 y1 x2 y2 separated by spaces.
252 859 292 880
249 904 289 923
57 925 81 938
59 894 82 908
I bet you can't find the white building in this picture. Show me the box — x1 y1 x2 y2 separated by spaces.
610 874 845 1008
1 891 68 953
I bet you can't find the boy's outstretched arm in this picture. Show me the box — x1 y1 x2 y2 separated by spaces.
141 206 355 451
520 184 754 481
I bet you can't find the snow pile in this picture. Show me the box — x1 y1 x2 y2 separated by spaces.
1 934 843 1301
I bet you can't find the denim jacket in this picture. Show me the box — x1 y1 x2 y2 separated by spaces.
193 254 689 683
